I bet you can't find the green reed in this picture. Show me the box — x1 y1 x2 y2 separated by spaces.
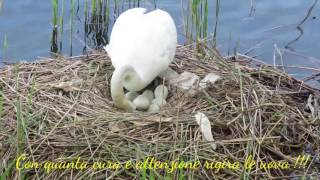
182 0 209 52
212 0 220 47
49 0 161 55
105 0 110 25
3 34 8 50
59 0 64 50
50 0 60 54
91 0 97 15
2 34 8 59
190 0 208 41
69 0 75 56
182 0 221 49
52 0 58 27
83 0 110 50
0 0 3 12
50 0 219 56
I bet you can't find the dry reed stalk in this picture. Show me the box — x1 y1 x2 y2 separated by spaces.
0 45 319 179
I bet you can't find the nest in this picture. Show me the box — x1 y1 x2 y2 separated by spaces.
0 45 319 179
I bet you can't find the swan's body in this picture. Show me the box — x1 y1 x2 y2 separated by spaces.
106 8 177 111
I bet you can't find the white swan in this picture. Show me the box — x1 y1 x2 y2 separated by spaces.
105 8 177 111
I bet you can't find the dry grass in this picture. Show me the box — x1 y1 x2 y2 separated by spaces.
0 45 319 179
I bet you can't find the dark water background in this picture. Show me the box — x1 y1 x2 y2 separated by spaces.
0 0 320 86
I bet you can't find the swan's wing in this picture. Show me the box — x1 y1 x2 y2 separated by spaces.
120 8 146 15
103 8 146 56
133 9 177 81
107 8 147 67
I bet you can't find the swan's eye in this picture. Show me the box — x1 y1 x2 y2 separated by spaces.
124 75 131 82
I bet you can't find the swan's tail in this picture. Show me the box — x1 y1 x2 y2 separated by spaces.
103 45 110 54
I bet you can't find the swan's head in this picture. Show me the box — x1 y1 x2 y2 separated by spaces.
110 65 137 112
122 70 147 92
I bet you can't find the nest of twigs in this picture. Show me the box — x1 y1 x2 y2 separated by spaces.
0 45 319 179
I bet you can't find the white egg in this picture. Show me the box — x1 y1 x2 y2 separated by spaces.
147 104 160 113
152 98 167 107
133 95 150 110
142 90 154 103
125 91 139 101
154 85 168 99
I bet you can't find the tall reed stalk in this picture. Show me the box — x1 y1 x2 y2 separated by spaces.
59 0 64 50
50 0 59 53
183 0 220 52
212 0 220 47
69 0 75 56
52 0 58 27
3 34 8 58
191 0 208 41
0 0 3 12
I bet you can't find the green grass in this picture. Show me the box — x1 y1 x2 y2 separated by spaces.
141 168 147 180
13 65 26 180
0 88 3 120
0 160 16 180
240 141 255 180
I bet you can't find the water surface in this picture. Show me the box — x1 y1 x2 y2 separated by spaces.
0 0 319 85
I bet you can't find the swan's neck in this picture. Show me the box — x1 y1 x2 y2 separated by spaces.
122 69 146 92
111 65 138 111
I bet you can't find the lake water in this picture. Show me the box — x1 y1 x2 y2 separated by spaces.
0 0 320 86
